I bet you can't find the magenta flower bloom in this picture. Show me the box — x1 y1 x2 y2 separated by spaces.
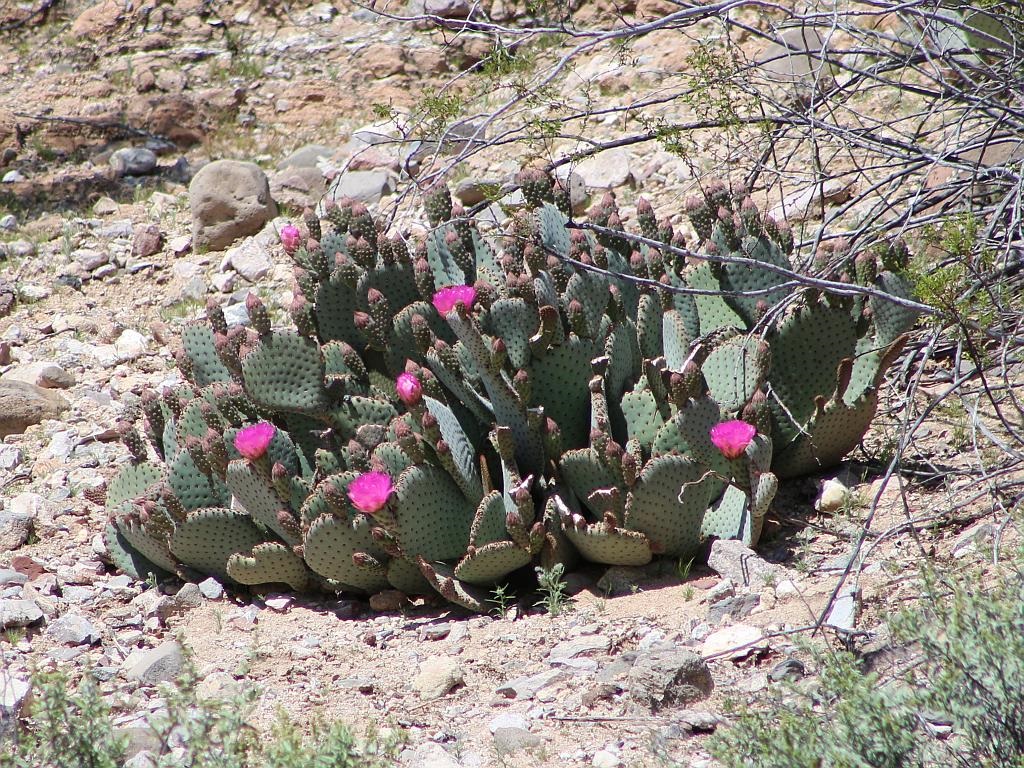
348 471 394 514
234 422 276 461
396 372 422 406
709 420 756 460
432 285 476 315
280 223 301 254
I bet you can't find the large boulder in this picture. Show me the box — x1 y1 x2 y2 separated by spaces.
189 160 277 252
0 379 69 439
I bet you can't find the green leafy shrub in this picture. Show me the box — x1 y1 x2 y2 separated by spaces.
0 664 397 768
708 563 1024 767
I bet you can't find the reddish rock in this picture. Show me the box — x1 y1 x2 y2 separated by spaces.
132 223 163 258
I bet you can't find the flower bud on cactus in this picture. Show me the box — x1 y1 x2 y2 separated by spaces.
280 223 301 255
246 293 272 337
396 371 422 406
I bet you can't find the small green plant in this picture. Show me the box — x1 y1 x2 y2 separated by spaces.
676 557 694 581
535 563 571 617
488 583 515 618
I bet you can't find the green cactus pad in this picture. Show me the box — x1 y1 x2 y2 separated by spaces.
360 264 419 314
417 558 490 612
371 442 414 479
103 522 170 582
303 513 391 593
107 463 165 507
771 389 880 479
469 491 507 547
562 522 653 566
169 449 231 511
690 263 745 332
386 556 433 595
528 335 595 449
242 331 331 415
700 483 754 544
767 301 858 447
330 396 398 440
394 464 473 562
560 448 618 517
636 294 664 360
424 396 483 499
486 298 538 369
110 503 180 574
620 387 666 450
719 236 791 326
455 541 532 585
539 203 571 257
563 272 610 339
426 225 468 288
227 542 309 591
168 507 267 581
181 324 233 387
702 335 767 413
315 272 360 343
174 398 213 445
625 454 714 558
652 396 721 465
604 322 641 403
662 310 693 371
224 460 300 545
870 271 918 346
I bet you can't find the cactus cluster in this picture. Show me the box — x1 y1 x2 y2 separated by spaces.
103 173 917 611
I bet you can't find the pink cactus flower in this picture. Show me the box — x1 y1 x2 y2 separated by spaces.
709 420 756 460
396 372 422 406
432 285 476 315
348 471 394 514
280 223 301 254
234 422 276 461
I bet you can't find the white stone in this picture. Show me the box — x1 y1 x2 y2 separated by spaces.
701 624 767 659
573 148 633 189
71 248 109 271
775 579 800 600
412 657 464 699
816 478 852 512
592 749 622 768
4 361 76 389
488 712 530 733
115 329 148 361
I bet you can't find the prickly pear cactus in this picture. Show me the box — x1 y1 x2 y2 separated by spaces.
103 170 919 611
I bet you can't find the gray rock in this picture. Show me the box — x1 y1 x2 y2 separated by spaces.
412 656 464 699
424 0 473 17
110 147 158 176
547 635 610 661
489 712 530 733
6 240 35 259
197 577 224 600
326 170 393 205
496 668 567 700
454 177 502 206
125 641 185 685
0 214 15 230
554 169 588 214
627 647 713 710
46 613 101 645
0 379 69 438
189 160 277 251
707 593 760 624
493 727 543 756
71 248 110 271
825 586 859 632
222 302 249 326
0 599 43 629
0 570 27 586
2 170 25 183
399 742 461 768
0 512 31 551
574 148 632 189
707 539 787 588
769 657 805 682
0 671 31 744
224 239 273 282
277 144 339 170
270 166 326 209
132 224 163 258
4 361 75 389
